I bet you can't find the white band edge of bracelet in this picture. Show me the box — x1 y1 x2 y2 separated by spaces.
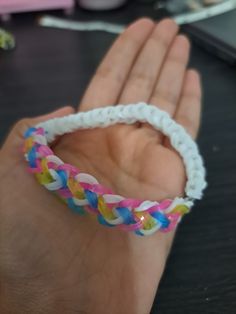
36 102 207 201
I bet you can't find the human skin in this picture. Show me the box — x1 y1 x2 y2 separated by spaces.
0 18 202 314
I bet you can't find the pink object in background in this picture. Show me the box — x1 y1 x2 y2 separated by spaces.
0 0 74 15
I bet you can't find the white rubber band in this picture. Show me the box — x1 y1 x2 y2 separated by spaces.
37 103 207 201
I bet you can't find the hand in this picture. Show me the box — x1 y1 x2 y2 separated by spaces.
0 19 202 314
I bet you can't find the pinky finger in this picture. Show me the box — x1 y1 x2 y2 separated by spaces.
173 69 202 140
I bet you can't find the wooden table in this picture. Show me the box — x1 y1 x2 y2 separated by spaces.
0 3 235 313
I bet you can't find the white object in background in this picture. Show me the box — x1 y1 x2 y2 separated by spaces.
155 0 236 25
78 0 127 10
39 16 125 34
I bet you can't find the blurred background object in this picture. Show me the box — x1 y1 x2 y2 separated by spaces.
135 0 156 3
0 0 74 20
184 8 236 64
78 0 127 10
157 0 228 14
204 0 225 5
39 15 125 34
166 0 202 13
0 27 15 50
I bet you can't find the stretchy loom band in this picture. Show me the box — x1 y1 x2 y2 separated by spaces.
23 103 207 236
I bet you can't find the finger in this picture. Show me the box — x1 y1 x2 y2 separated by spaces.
149 35 190 117
170 69 202 141
2 106 75 153
79 18 154 111
119 19 179 104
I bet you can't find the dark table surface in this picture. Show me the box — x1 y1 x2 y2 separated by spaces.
0 2 236 314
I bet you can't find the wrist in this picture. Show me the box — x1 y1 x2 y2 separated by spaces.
53 232 173 314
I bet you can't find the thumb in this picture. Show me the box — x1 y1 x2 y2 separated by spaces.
2 106 75 153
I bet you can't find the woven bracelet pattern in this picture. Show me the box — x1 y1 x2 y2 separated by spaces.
23 103 207 236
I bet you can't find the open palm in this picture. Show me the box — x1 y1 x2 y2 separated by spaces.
1 19 202 314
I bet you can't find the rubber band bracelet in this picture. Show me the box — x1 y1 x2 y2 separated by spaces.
23 103 207 236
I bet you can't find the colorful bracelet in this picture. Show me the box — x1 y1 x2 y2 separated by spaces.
23 103 207 236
